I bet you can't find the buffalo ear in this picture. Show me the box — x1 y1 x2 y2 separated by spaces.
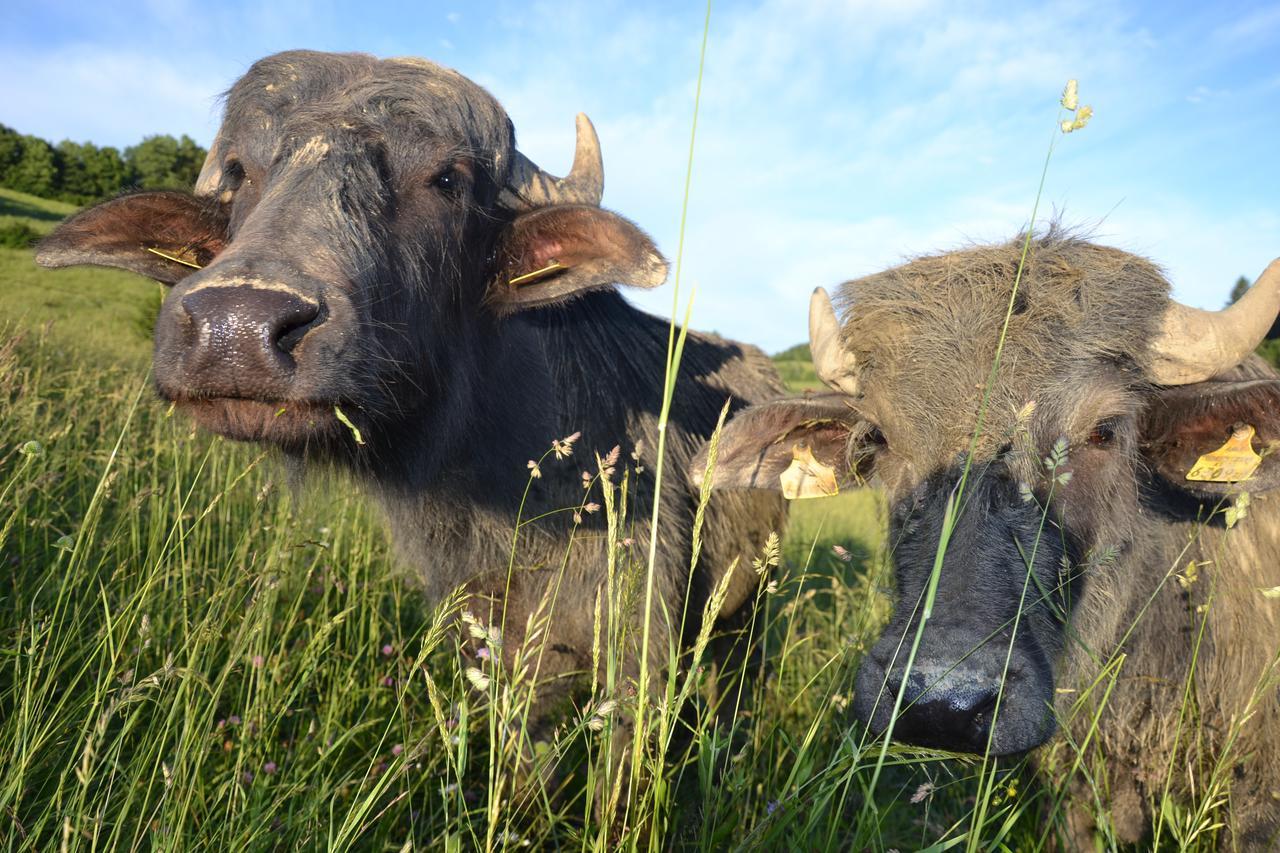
35 191 228 286
488 204 667 313
690 394 873 496
1140 379 1280 497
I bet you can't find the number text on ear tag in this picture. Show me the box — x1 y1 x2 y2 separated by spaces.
780 443 839 500
1186 424 1262 483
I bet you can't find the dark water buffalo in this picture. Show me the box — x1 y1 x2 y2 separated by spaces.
696 232 1280 848
36 50 784 781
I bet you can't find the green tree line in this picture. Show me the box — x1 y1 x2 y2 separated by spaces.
0 124 207 204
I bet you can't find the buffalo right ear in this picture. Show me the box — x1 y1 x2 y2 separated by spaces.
35 191 228 286
690 394 873 496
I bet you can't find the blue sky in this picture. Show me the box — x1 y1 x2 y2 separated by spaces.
4 0 1278 351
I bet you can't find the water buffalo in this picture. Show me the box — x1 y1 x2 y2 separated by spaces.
695 231 1280 848
35 50 785 787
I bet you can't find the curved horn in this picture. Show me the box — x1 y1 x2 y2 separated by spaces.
498 113 603 211
809 287 860 396
1148 258 1280 385
194 133 225 198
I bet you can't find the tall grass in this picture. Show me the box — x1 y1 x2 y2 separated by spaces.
0 71 1269 853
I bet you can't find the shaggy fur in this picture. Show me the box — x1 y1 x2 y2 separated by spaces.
704 230 1280 848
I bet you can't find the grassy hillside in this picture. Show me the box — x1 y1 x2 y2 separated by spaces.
0 195 1231 850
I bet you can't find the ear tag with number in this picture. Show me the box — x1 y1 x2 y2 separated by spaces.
1186 424 1262 483
780 443 840 500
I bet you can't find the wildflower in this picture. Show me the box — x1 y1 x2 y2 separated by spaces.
241 770 254 785
475 647 491 661
621 537 634 547
263 761 278 775
526 460 541 479
465 667 490 691
766 799 780 815
599 445 620 479
1060 79 1079 111
832 544 852 563
752 532 781 575
18 440 44 459
391 744 404 756
381 676 396 687
252 655 265 668
1225 491 1251 528
910 781 935 804
229 715 242 726
381 643 394 656
1177 560 1201 590
54 534 75 552
552 431 581 460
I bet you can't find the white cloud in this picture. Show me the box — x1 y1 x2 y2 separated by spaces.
0 46 229 147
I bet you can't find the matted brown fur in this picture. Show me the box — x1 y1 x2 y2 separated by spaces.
832 231 1279 846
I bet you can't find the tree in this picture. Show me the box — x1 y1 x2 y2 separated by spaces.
56 140 96 203
1227 275 1250 307
1226 274 1280 369
7 135 60 198
125 134 207 190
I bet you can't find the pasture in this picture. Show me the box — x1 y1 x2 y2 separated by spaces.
0 182 1257 851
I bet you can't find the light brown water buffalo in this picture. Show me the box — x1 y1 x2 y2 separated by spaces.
696 231 1280 848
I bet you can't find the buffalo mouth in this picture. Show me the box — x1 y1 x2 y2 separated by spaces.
173 397 349 445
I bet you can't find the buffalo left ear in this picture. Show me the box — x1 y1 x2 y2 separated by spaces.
36 191 228 286
488 205 667 313
1141 379 1280 497
689 394 873 497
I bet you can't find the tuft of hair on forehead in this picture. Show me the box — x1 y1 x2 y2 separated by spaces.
221 50 517 182
833 226 1174 457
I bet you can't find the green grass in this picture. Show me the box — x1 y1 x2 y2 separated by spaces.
0 153 1250 851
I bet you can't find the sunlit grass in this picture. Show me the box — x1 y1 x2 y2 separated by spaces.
1 77 1268 852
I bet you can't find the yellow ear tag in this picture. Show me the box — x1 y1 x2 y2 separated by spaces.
780 443 839 500
146 246 203 269
1186 424 1262 483
509 261 568 287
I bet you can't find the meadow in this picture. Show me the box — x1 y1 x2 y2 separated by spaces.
0 181 1246 851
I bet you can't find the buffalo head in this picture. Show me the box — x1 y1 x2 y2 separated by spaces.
37 50 666 458
695 233 1280 756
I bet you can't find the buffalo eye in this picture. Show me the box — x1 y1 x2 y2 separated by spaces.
223 159 246 192
431 166 461 196
1087 418 1118 448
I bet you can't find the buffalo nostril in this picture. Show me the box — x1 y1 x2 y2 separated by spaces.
273 300 324 354
884 672 1003 753
177 283 324 385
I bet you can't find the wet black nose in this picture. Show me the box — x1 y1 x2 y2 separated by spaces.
884 671 1000 754
179 284 323 394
